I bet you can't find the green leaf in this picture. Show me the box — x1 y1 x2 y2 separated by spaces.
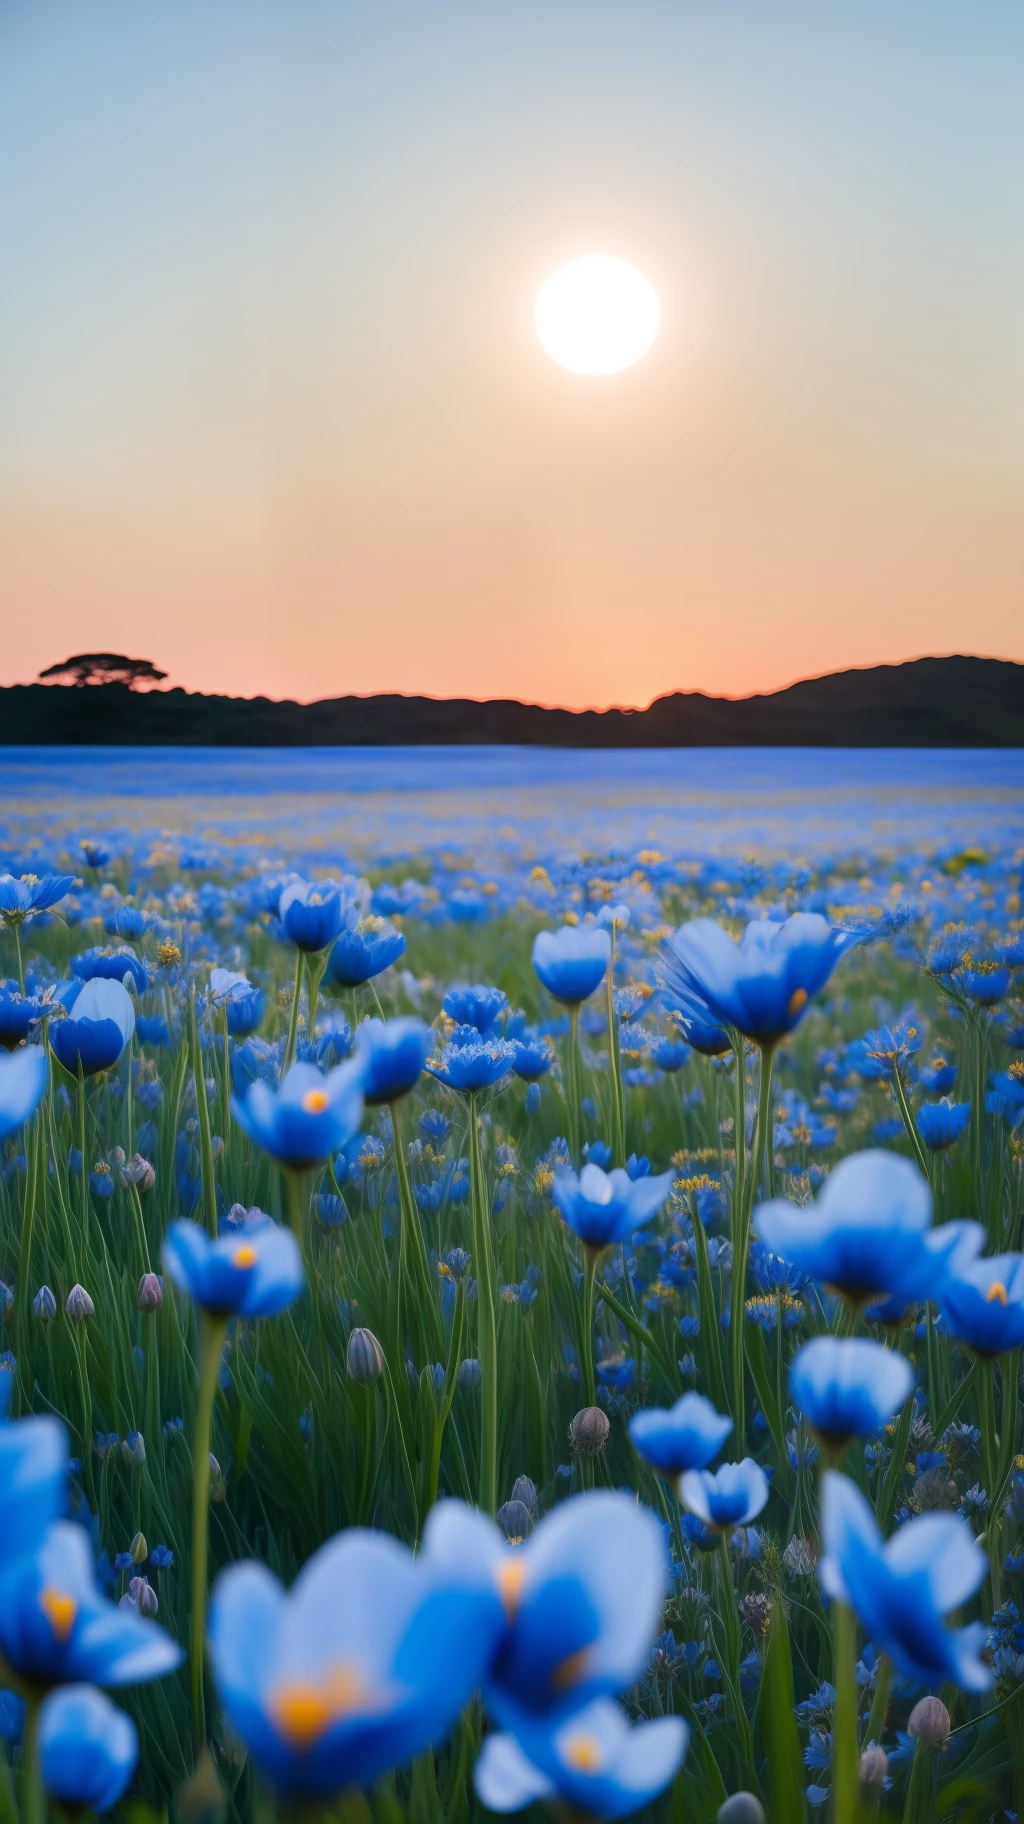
758 1599 807 1824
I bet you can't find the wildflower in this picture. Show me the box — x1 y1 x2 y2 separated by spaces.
790 1337 915 1450
0 1046 47 1141
679 1460 769 1532
232 1059 363 1166
552 1162 673 1250
907 1695 950 1747
533 925 611 1005
427 1034 516 1092
65 1284 95 1321
33 1284 57 1322
70 948 149 994
917 1098 971 1150
849 1022 922 1080
346 1328 386 1384
658 913 861 1043
442 983 508 1032
918 1055 957 1094
50 979 135 1077
162 1219 304 1318
208 1523 496 1796
354 1017 432 1104
278 877 351 953
818 1471 990 1691
938 1252 1024 1356
511 1035 555 1080
473 1697 687 1817
629 1393 733 1476
0 873 76 926
137 1273 163 1312
328 917 406 987
39 1685 138 1812
0 982 46 1050
568 1408 611 1457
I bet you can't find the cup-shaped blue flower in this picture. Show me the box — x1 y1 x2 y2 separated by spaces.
70 948 149 994
0 874 76 926
938 1253 1024 1357
427 1035 517 1094
679 1460 769 1532
328 918 406 987
421 1491 668 1733
790 1337 914 1450
0 983 46 1050
988 1069 1024 1128
278 878 349 954
819 1471 990 1691
917 1099 971 1151
209 969 265 1035
442 983 509 1033
917 1056 957 1095
658 913 860 1043
0 1412 68 1562
355 1018 432 1105
511 1035 555 1081
754 1150 963 1307
162 1219 305 1318
628 1393 733 1476
0 1520 182 1688
474 1698 687 1819
552 1162 674 1250
50 979 136 1078
0 1046 48 1141
208 1525 497 1797
39 1685 138 1812
533 926 611 1006
232 1059 363 1166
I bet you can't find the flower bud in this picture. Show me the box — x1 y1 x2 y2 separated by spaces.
458 1357 482 1391
347 1327 386 1385
510 1474 538 1518
65 1283 95 1322
137 1272 164 1312
32 1285 57 1323
111 1146 126 1167
717 1798 765 1824
568 1406 610 1457
908 1696 950 1748
130 1531 148 1565
497 1498 534 1543
859 1745 888 1787
120 1153 156 1192
129 1575 159 1616
122 1430 146 1468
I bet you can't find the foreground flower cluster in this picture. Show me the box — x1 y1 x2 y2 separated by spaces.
0 831 1022 1820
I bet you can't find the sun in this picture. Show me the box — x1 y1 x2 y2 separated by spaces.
534 255 660 376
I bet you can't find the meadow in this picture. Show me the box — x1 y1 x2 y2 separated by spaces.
1 745 1023 1824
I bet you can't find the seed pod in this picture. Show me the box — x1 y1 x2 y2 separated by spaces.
65 1283 95 1322
717 1797 765 1824
347 1327 386 1385
859 1745 888 1786
568 1406 610 1457
32 1285 57 1323
137 1272 163 1312
908 1695 951 1748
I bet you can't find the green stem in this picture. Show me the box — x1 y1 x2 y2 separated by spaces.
605 925 625 1167
14 925 25 995
832 1599 860 1824
282 949 304 1072
191 1313 228 1738
424 1279 467 1518
863 1649 893 1751
72 1324 97 1510
730 1042 775 1441
189 989 218 1238
468 1092 498 1515
716 1536 756 1782
20 1695 42 1824
391 1099 443 1361
581 1250 599 1407
565 1005 582 1167
77 1066 90 1257
893 1065 929 1179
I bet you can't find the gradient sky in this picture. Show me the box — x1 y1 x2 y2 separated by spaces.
2 3 1023 708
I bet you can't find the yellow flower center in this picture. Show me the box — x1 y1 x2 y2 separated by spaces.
40 1586 78 1640
788 988 808 1018
495 1556 527 1619
302 1088 330 1114
268 1663 369 1749
987 1282 1009 1305
563 1731 605 1774
233 1244 258 1269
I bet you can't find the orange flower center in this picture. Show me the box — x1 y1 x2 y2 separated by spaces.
268 1663 369 1749
788 988 809 1018
232 1244 258 1269
40 1586 78 1640
495 1555 527 1619
302 1088 330 1114
987 1282 1009 1305
563 1731 605 1773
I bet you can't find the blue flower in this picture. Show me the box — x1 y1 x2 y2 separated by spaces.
533 926 611 1006
39 1684 138 1812
650 1038 691 1072
50 979 135 1077
278 878 351 954
938 1253 1024 1357
103 904 147 941
162 1219 305 1318
232 1059 363 1166
790 1337 914 1448
328 918 406 987
0 874 76 926
917 1099 971 1151
0 982 47 1050
987 1069 1024 1128
0 1520 181 1688
474 1698 687 1818
679 1460 769 1531
208 1525 495 1797
0 1412 68 1561
552 1163 673 1250
917 1056 957 1095
442 984 508 1033
755 1150 975 1307
658 914 861 1042
0 1047 48 1141
209 969 264 1035
848 1022 922 1081
355 1018 432 1105
70 948 149 994
427 1035 517 1093
819 1471 990 1692
628 1393 733 1476
511 1035 555 1081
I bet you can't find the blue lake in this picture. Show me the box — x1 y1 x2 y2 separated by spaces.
2 746 1022 862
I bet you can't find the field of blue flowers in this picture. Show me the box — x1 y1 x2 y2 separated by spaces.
1 750 1023 1824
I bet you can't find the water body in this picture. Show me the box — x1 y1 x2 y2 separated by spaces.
2 746 1022 863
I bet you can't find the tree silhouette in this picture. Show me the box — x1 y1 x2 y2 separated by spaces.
37 653 168 690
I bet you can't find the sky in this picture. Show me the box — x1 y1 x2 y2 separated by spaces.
2 2 1023 709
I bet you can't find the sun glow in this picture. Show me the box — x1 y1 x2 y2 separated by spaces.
535 256 659 375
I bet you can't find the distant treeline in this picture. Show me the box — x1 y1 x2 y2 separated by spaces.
2 656 1022 747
